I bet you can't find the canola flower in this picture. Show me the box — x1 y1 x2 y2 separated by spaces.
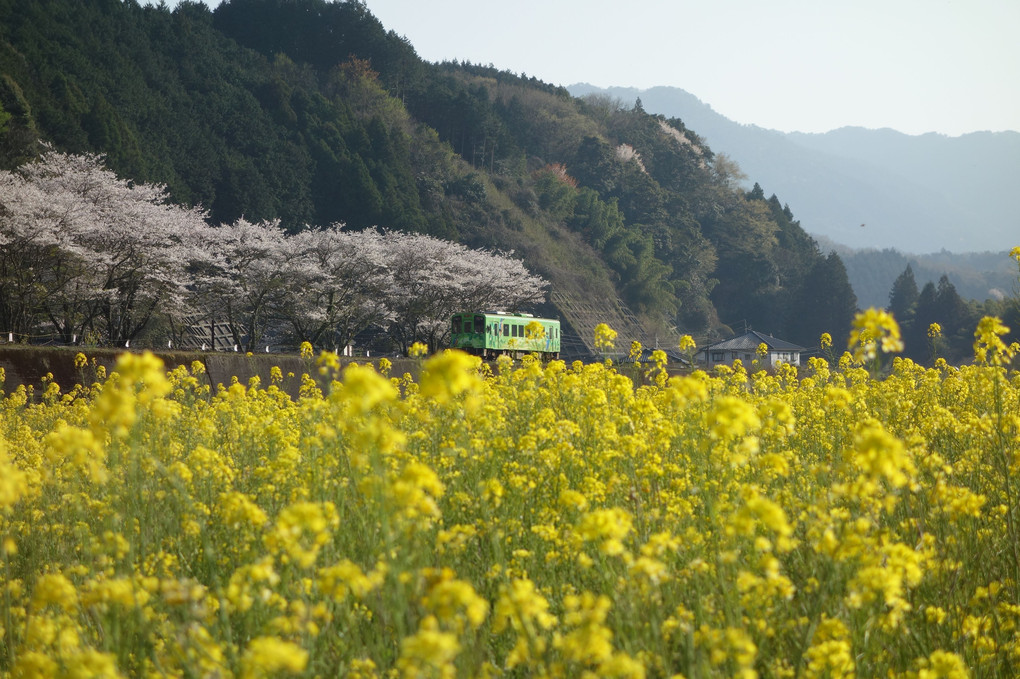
973 316 1017 366
0 315 1018 677
594 322 618 353
848 307 904 363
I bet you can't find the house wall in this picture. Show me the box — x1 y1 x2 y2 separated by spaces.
699 349 756 367
766 351 801 367
698 348 801 368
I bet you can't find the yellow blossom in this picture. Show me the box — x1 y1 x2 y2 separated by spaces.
32 573 78 612
917 649 969 679
397 615 460 678
973 316 1015 365
848 308 903 362
241 636 308 678
594 323 617 352
418 350 483 404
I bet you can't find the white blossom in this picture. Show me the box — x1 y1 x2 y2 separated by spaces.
193 217 290 352
277 225 391 347
0 148 207 342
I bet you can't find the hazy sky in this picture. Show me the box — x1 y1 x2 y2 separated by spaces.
164 0 1020 136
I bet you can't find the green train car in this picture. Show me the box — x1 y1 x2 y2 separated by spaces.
450 312 561 359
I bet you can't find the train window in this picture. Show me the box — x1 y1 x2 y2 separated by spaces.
452 317 462 334
474 316 485 333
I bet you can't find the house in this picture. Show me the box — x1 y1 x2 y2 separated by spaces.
698 330 806 368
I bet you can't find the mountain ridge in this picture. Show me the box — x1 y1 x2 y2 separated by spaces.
568 83 1019 255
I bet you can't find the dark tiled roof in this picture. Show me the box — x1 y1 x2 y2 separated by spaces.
704 330 805 352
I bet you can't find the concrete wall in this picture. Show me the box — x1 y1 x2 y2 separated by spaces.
0 346 420 400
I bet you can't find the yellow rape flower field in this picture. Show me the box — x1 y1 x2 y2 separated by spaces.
1 312 1020 678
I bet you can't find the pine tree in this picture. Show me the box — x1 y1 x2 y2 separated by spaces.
908 281 939 362
786 252 858 347
933 275 976 360
888 264 919 332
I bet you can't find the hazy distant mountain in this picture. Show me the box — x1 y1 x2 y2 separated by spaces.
568 84 1019 255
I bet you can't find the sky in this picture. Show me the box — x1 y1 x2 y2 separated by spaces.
162 0 1020 136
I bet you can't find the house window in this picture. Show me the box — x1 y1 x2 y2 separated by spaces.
711 351 724 362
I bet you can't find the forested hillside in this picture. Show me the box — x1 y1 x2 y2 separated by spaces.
0 0 856 346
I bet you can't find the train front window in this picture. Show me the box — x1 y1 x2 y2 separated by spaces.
474 316 485 333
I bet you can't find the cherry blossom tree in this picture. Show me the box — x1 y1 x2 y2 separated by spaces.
277 226 391 349
0 164 65 337
193 218 291 353
0 149 207 343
